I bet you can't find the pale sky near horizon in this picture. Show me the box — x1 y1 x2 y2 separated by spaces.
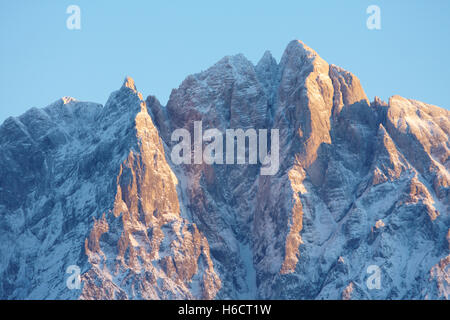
1 0 449 122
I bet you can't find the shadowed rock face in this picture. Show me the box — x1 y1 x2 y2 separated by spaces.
0 40 449 300
80 80 221 300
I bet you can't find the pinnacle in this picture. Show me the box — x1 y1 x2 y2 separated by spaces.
122 76 137 93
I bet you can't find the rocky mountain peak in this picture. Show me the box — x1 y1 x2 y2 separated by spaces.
280 40 329 75
257 50 277 69
122 76 138 93
283 40 320 61
61 96 77 105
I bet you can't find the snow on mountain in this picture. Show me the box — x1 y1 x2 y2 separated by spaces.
0 40 448 299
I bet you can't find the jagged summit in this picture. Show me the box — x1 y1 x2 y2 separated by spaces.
286 39 319 56
117 76 145 104
205 53 255 76
122 76 138 92
281 40 323 65
372 96 388 107
257 50 276 65
61 96 77 104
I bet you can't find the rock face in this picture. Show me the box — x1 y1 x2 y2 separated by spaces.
0 40 449 300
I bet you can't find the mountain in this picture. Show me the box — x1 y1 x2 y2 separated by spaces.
0 40 448 300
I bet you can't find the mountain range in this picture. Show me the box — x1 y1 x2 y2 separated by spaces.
0 40 448 299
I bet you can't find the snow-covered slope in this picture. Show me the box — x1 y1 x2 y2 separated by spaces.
0 40 448 299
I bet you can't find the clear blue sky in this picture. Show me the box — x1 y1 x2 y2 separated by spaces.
1 0 449 122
